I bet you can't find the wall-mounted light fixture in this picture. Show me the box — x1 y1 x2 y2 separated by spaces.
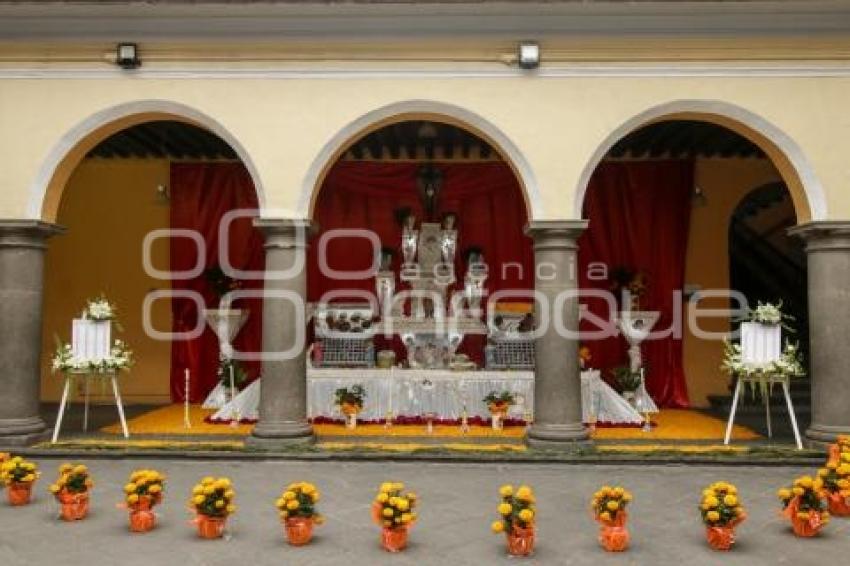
692 185 708 207
116 43 141 70
517 41 540 70
155 184 170 203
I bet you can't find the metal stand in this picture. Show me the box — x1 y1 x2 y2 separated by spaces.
52 370 129 443
724 376 802 450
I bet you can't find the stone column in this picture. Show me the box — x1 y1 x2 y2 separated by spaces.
247 218 314 447
525 220 589 448
790 221 850 445
0 220 63 445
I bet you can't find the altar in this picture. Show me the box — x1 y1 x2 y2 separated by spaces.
307 367 533 421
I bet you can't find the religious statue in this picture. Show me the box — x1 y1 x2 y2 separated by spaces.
400 210 418 266
464 246 488 314
440 212 458 265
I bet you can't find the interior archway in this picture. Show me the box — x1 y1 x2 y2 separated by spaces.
577 115 812 441
300 101 541 221
40 117 265 435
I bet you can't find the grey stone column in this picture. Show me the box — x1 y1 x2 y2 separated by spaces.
0 220 63 446
525 220 590 448
790 221 850 446
247 218 314 447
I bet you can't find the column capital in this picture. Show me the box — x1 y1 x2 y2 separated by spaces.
789 220 850 251
0 219 64 249
524 219 588 239
253 217 315 250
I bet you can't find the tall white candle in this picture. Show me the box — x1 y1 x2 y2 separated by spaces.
184 368 191 429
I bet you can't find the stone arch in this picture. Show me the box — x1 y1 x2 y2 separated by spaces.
298 99 541 220
574 100 826 222
28 99 265 221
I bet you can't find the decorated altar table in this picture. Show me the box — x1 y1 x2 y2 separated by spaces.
307 368 533 421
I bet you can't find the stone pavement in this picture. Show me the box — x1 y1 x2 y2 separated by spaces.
1 459 848 565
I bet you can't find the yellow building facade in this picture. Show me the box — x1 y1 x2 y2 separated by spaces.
1 1 849 447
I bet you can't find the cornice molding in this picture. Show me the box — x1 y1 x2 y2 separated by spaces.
1 2 850 42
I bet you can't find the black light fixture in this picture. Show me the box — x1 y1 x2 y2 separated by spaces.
116 43 141 70
517 41 540 70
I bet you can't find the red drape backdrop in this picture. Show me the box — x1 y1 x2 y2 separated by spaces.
309 161 534 364
169 163 264 402
579 160 693 408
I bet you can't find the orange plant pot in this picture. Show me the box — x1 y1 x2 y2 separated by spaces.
506 525 535 557
58 491 89 521
129 509 156 533
284 517 314 546
340 403 361 416
791 516 823 538
196 514 227 539
706 526 736 551
380 525 408 553
599 525 630 552
7 482 33 506
827 492 850 516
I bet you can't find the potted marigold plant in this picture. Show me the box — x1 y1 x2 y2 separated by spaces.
491 484 536 557
483 391 515 430
49 463 92 520
778 475 829 537
827 435 850 466
817 454 850 516
591 485 632 552
700 482 746 550
190 476 236 539
1 456 39 506
372 482 417 552
122 469 165 532
335 384 366 429
276 481 324 546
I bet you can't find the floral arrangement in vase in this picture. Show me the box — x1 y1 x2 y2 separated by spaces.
81 295 118 322
483 391 515 430
700 482 746 551
591 485 632 552
190 476 236 539
49 463 93 521
740 300 794 328
491 484 536 557
335 384 366 428
52 339 134 373
122 469 165 533
1 456 39 506
817 454 850 516
778 475 829 537
276 481 324 546
372 482 417 552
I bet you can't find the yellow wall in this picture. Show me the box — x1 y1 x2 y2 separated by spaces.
0 73 848 222
683 158 783 406
41 159 172 404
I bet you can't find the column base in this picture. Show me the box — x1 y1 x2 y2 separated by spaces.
805 423 850 448
246 420 315 450
0 416 49 447
526 422 591 449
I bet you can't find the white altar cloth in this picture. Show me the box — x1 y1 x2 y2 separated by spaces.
212 368 647 425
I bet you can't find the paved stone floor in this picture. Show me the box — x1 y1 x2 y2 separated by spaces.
1 459 848 565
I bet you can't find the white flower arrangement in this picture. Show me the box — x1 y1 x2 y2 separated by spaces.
722 339 805 396
741 300 794 329
52 339 134 373
81 295 117 322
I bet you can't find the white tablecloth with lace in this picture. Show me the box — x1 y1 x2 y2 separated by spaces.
212 368 647 425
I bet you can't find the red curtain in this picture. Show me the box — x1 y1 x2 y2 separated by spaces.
169 163 264 402
309 161 534 363
579 161 693 408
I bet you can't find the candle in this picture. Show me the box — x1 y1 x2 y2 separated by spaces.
183 368 191 429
